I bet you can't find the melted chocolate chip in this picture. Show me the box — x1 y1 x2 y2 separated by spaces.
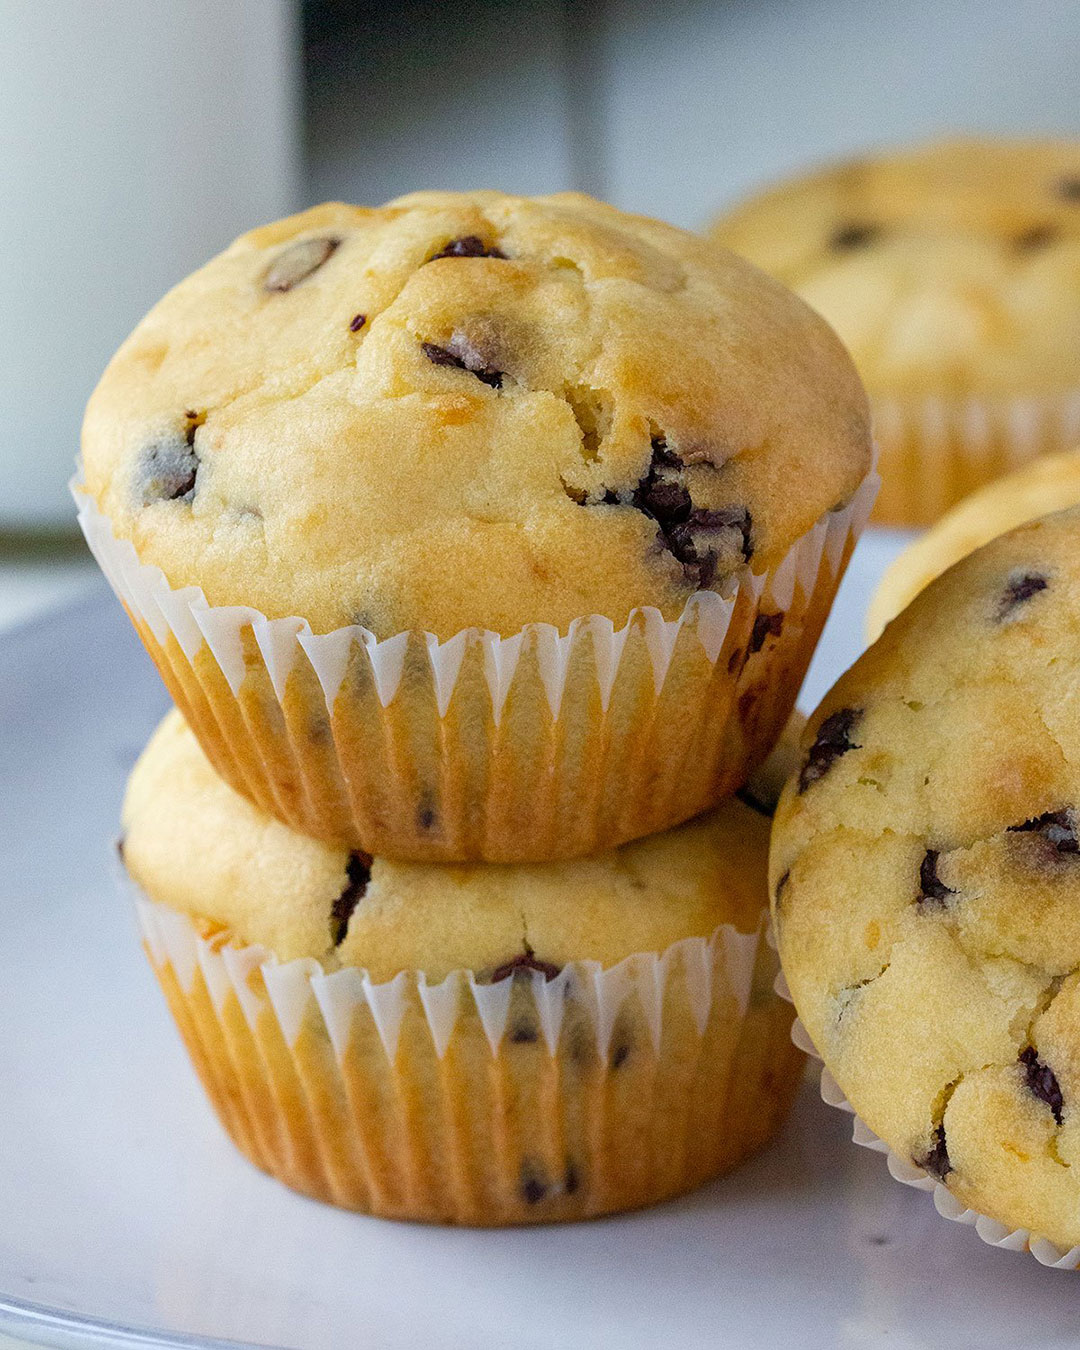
798 708 862 793
348 313 366 332
914 1123 952 1181
997 570 1048 621
428 236 507 261
520 1161 548 1204
829 222 881 252
489 949 562 983
1019 1046 1064 1124
421 335 503 388
136 416 202 504
330 851 371 946
664 507 753 587
917 850 955 909
1056 176 1080 203
264 237 339 292
1014 223 1059 252
749 610 784 654
1008 809 1079 854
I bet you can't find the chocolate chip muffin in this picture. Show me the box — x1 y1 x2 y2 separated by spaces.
868 446 1080 641
122 709 804 1225
772 507 1080 1250
79 190 873 861
711 138 1080 525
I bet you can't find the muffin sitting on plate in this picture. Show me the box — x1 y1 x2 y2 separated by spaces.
711 137 1080 525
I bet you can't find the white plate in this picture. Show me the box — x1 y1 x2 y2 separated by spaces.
4 537 1080 1350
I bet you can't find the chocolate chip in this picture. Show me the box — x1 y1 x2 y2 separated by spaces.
997 570 1048 621
664 507 753 587
264 237 339 292
1014 223 1059 253
1008 809 1079 854
749 610 784 654
348 313 366 332
1056 176 1080 202
564 1160 580 1195
1019 1046 1064 1124
610 1042 631 1069
914 1123 952 1181
917 850 955 909
421 335 503 388
798 708 862 793
489 949 562 983
509 1019 539 1044
136 416 202 505
520 1161 548 1205
829 222 881 252
428 236 506 261
330 851 371 946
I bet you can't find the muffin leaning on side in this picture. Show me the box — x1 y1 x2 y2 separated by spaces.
771 507 1080 1252
711 138 1080 525
121 709 804 1226
867 446 1080 640
80 189 873 862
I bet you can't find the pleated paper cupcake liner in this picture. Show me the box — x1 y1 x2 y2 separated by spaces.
75 472 876 863
769 957 1080 1270
133 892 803 1226
871 390 1080 527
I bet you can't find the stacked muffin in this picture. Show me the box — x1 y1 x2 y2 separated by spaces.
78 191 874 1223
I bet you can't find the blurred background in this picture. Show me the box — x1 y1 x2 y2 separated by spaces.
2 0 1080 617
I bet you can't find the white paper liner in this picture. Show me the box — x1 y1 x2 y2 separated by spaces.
137 892 763 1063
770 948 1080 1269
872 390 1080 526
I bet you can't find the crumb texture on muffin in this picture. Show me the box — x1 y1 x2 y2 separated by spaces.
83 191 870 637
122 709 791 977
712 137 1080 398
771 505 1080 1248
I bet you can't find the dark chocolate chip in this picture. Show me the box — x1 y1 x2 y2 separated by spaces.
348 313 367 332
1056 176 1080 203
520 1161 548 1205
509 1019 539 1044
664 507 753 588
649 433 684 468
428 235 507 262
997 570 1048 621
421 335 503 389
610 1042 631 1069
1008 809 1079 854
1014 223 1059 253
829 222 881 252
330 851 371 946
489 949 562 983
264 236 339 292
914 1123 952 1181
917 849 955 909
798 708 862 793
136 426 200 504
564 1160 580 1195
749 610 784 654
1019 1046 1064 1124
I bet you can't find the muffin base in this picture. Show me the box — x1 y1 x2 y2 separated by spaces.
77 473 876 862
872 391 1080 526
137 897 803 1225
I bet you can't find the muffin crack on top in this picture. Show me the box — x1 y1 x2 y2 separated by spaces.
771 506 1080 1248
81 190 870 638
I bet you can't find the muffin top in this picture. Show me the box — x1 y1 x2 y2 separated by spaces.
711 137 1080 398
867 447 1080 640
122 709 793 979
82 191 870 638
771 507 1080 1247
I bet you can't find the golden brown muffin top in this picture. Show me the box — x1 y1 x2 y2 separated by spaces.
83 191 870 637
772 506 1080 1247
121 708 795 979
712 138 1080 398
